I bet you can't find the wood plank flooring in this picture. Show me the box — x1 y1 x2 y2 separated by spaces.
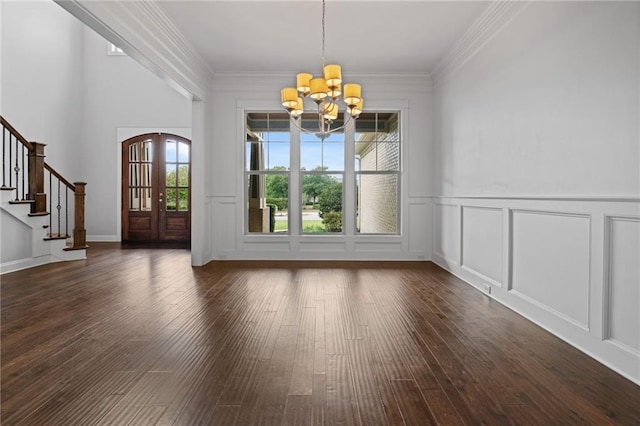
1 243 639 425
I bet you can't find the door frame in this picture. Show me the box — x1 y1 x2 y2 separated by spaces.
116 128 192 242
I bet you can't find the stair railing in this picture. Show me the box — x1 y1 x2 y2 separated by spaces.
1 116 87 250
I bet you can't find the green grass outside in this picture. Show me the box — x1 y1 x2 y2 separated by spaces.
273 219 328 233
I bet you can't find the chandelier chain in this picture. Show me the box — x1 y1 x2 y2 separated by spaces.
321 0 326 67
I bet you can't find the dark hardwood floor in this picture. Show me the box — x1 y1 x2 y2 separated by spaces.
1 243 638 425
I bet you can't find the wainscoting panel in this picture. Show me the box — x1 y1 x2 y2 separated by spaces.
408 201 429 255
461 206 503 286
213 199 237 255
605 216 640 355
299 241 347 253
511 210 591 329
434 203 459 265
431 196 640 384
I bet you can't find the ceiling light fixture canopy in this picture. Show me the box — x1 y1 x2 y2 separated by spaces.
280 0 363 140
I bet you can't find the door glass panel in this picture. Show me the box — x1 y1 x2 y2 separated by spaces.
140 187 152 211
140 163 152 186
178 165 189 187
178 142 189 162
178 188 189 211
166 188 177 211
129 187 140 211
129 163 139 186
166 140 177 162
141 140 152 161
166 164 176 186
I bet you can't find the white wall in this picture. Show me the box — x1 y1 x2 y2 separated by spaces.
207 74 432 261
81 27 192 240
432 2 640 384
1 0 84 178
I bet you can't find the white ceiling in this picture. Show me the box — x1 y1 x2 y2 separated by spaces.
157 1 489 75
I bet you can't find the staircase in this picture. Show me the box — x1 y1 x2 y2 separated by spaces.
0 116 87 274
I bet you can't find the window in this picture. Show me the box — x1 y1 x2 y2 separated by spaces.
107 42 126 56
301 112 344 233
355 112 400 234
244 111 400 235
245 113 290 233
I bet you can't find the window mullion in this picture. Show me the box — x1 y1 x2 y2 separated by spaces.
289 117 301 236
343 114 356 237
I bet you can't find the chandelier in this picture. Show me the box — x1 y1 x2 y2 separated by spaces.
280 0 363 140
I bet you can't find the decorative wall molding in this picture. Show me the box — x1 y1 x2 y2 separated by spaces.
602 215 640 356
55 0 212 100
509 209 591 329
432 196 640 385
460 205 503 287
432 195 640 203
431 0 529 86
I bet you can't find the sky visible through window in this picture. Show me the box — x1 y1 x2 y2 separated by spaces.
247 132 345 171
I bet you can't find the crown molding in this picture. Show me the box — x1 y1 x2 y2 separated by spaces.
431 0 529 88
55 0 212 100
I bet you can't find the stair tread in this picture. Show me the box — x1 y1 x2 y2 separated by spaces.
28 212 50 217
0 186 16 191
44 234 70 241
63 245 89 251
9 199 35 204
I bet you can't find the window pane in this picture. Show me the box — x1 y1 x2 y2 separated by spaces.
178 141 189 162
356 142 376 171
301 138 344 170
166 188 177 211
356 173 398 234
178 189 189 211
302 173 342 233
178 165 189 187
323 140 344 171
267 141 290 170
378 142 400 171
166 141 176 162
129 187 152 212
377 113 400 142
355 112 377 141
166 164 176 187
247 173 288 233
300 142 322 171
129 187 140 211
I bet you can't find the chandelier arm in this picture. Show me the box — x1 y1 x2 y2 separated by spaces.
321 0 326 67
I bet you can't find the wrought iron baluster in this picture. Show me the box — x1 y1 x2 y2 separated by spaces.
57 179 61 237
2 127 6 187
21 144 26 200
14 134 19 201
65 187 69 237
49 171 52 235
9 134 13 188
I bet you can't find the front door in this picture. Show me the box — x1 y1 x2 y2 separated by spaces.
122 133 191 242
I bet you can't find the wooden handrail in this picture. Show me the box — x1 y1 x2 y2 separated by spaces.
0 116 33 151
44 162 76 192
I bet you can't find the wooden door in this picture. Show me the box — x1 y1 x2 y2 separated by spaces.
122 134 191 242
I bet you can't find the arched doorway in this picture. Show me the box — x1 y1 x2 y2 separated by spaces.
121 133 191 242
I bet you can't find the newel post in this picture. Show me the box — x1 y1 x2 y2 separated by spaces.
72 182 88 249
27 142 47 214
